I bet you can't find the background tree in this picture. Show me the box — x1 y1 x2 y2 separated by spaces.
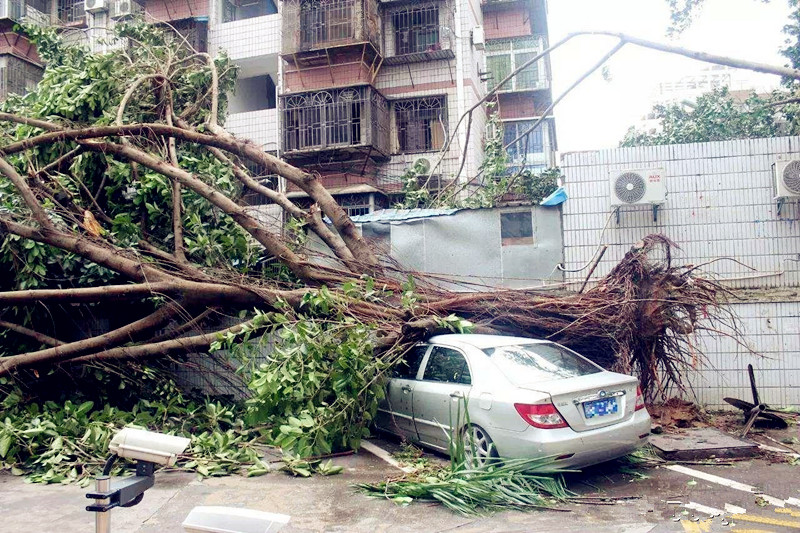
620 87 792 146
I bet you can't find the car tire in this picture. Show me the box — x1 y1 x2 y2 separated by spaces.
462 424 498 467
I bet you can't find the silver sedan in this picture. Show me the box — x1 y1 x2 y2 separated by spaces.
375 334 651 468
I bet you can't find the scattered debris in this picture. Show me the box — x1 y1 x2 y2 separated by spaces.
648 398 707 429
723 364 788 436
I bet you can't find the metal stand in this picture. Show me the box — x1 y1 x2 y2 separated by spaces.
723 364 788 437
86 460 156 533
93 476 111 533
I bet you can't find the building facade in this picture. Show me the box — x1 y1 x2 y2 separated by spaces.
1 0 556 217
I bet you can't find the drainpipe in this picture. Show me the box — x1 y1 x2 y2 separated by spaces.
453 0 466 187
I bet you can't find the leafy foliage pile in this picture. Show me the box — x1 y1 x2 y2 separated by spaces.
0 293 402 484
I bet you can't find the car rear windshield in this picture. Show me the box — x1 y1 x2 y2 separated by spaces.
483 343 602 383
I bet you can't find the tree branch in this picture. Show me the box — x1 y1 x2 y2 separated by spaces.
0 303 183 375
207 146 357 268
65 319 257 366
504 41 626 151
0 156 55 229
0 217 170 282
79 139 326 283
570 31 800 80
0 115 379 270
0 319 65 347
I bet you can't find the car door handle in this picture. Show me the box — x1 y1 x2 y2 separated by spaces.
450 391 464 399
401 385 412 393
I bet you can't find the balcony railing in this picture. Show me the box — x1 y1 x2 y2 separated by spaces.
485 35 549 92
281 0 381 55
381 1 456 65
280 85 389 157
0 57 43 100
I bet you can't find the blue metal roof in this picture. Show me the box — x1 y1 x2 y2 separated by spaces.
349 208 461 223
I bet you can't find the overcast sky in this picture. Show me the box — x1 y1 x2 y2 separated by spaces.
548 0 791 152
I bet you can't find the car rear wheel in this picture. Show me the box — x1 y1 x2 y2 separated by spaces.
462 425 498 467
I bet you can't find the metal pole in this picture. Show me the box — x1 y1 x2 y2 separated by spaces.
95 476 111 533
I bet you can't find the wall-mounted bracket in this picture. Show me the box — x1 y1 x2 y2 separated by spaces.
614 206 621 225
777 197 785 217
652 203 660 222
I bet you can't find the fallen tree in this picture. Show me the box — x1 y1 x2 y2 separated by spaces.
0 23 752 469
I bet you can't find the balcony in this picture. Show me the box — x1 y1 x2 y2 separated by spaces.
485 35 549 92
0 0 51 25
381 2 455 66
281 0 381 56
225 108 279 152
280 85 389 162
213 11 280 62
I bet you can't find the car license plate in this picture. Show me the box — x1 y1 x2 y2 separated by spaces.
583 397 618 418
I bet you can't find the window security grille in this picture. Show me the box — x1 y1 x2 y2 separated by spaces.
502 120 549 166
0 59 42 100
485 37 544 91
394 97 446 153
299 0 355 48
58 0 84 22
283 87 365 152
0 0 24 20
391 5 439 55
241 161 278 206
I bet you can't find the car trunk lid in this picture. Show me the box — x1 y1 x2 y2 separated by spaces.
518 373 639 432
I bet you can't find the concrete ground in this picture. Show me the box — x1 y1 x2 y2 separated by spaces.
2 432 799 533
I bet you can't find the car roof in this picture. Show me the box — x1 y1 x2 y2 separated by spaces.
426 334 550 350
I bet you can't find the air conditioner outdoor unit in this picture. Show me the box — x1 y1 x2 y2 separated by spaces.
774 159 800 199
413 157 432 174
84 0 107 13
472 26 485 50
110 0 141 18
610 168 666 206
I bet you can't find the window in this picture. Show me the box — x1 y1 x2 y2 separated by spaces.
500 211 533 246
483 343 601 385
283 87 365 152
299 0 355 49
394 97 446 153
0 58 42 100
503 121 548 167
423 347 471 385
228 75 276 114
58 0 84 23
391 5 440 56
485 37 544 91
222 0 277 22
392 345 427 379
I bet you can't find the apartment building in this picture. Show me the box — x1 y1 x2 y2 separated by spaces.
1 0 556 216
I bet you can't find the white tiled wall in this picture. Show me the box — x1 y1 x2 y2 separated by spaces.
560 137 800 407
225 108 278 151
210 13 281 61
560 137 800 289
689 301 800 407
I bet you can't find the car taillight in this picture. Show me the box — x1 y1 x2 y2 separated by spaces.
514 403 568 429
635 385 645 411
